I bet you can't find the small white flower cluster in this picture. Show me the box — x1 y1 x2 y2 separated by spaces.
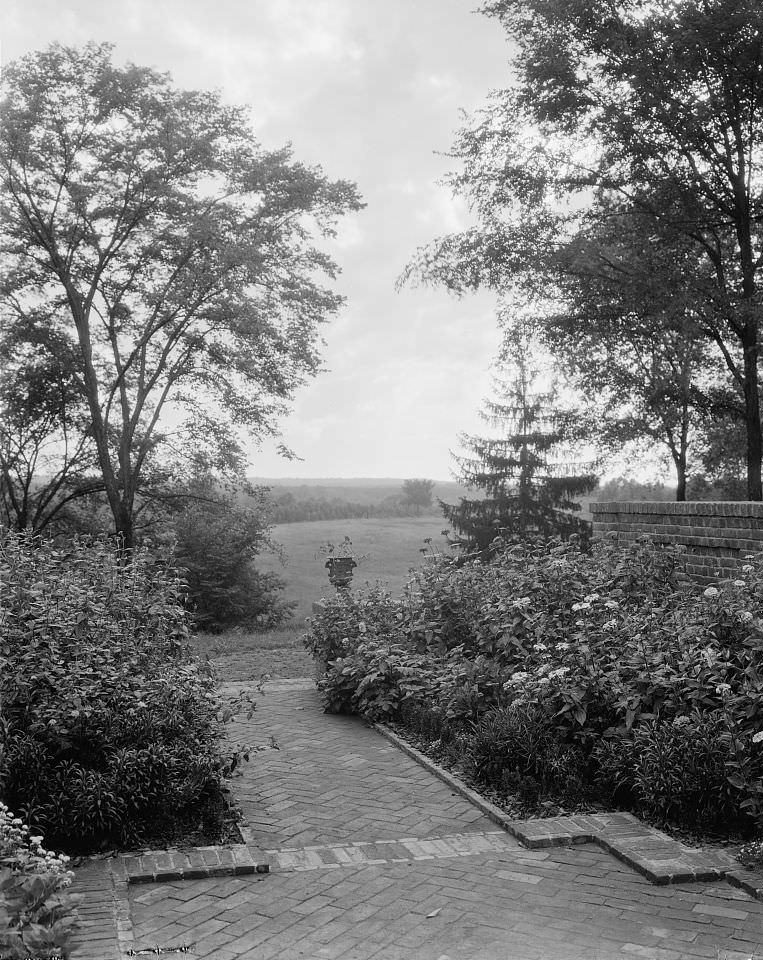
715 683 732 697
752 731 763 744
739 611 754 624
733 580 747 588
548 666 570 679
571 592 601 613
512 597 532 609
532 642 548 652
672 715 692 728
357 621 367 634
743 564 755 574
503 671 529 690
704 587 719 599
0 802 72 885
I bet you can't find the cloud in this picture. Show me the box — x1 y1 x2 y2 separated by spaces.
4 0 511 479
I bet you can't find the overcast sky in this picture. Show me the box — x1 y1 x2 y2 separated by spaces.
2 0 513 480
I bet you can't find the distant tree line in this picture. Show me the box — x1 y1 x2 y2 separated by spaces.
269 480 437 524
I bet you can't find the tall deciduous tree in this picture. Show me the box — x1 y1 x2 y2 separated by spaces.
405 0 763 498
545 206 722 500
443 327 596 552
401 478 435 514
0 43 363 547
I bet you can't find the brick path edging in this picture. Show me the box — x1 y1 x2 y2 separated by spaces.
115 842 270 884
374 721 763 901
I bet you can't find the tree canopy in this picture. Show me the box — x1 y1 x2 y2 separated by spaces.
401 478 435 512
0 43 363 545
405 0 763 498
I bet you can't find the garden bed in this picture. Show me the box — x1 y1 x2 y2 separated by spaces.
305 535 763 854
102 790 245 857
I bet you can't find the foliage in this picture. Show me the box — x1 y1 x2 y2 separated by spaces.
314 536 369 563
401 479 435 514
305 536 763 832
442 324 595 552
171 482 294 632
0 532 243 853
738 838 763 869
595 477 674 503
404 0 763 498
0 802 78 959
0 42 363 547
303 587 401 666
466 704 586 803
0 335 98 535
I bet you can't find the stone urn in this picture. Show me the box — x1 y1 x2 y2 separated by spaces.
325 556 357 590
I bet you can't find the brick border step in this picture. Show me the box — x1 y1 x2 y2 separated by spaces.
374 721 763 900
116 843 269 884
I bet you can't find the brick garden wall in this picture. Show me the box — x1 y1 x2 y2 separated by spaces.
590 501 763 583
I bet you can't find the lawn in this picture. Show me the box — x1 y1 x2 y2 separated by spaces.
191 516 451 681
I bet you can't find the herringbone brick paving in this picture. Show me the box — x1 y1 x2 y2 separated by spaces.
77 681 763 958
229 681 490 848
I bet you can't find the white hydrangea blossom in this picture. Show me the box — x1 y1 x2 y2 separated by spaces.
703 587 719 599
0 802 72 885
503 671 529 689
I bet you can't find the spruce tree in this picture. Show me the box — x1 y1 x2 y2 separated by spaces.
443 337 596 553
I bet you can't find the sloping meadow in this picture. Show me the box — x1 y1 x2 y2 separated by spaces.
305 537 763 833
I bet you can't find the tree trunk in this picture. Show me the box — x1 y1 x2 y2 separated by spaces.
743 327 763 501
675 462 686 502
115 505 135 553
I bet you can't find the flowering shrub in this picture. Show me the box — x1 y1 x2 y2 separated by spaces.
0 802 79 959
0 532 242 852
305 537 763 832
304 587 402 668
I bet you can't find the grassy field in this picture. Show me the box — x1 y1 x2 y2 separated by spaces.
192 516 450 681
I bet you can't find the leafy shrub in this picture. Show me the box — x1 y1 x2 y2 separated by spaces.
318 639 437 720
594 713 738 829
304 587 402 666
0 802 78 959
466 704 587 803
173 488 295 632
304 536 763 832
0 532 241 852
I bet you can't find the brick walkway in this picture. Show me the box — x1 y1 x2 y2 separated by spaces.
72 679 763 959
